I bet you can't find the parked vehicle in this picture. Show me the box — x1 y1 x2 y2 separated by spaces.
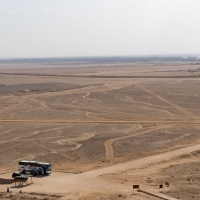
21 168 35 175
12 171 21 178
18 160 52 175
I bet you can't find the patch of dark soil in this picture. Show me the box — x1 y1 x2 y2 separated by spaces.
0 178 13 184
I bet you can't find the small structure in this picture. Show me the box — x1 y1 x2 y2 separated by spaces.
13 175 33 186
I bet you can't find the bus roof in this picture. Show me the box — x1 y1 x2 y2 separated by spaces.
19 160 50 165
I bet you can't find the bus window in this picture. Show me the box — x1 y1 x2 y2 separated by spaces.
19 161 28 165
45 164 51 171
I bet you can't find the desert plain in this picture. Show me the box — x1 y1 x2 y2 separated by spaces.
0 62 200 199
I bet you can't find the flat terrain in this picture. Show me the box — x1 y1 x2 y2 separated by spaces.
0 62 199 199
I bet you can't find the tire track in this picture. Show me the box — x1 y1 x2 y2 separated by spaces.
0 141 27 153
0 119 199 124
27 82 130 98
0 136 65 145
104 127 161 161
91 143 200 177
0 97 19 115
133 82 196 118
1 72 199 79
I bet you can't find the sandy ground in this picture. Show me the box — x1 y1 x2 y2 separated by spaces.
0 62 199 199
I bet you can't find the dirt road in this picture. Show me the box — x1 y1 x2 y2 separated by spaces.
0 119 199 124
2 143 199 198
133 82 196 118
104 127 161 161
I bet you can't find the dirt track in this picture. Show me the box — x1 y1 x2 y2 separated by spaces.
0 119 199 124
104 127 161 160
1 143 198 199
0 136 65 145
133 83 196 117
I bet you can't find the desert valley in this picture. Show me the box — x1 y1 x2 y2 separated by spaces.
0 61 200 199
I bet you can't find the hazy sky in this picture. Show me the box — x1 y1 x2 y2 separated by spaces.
1 0 200 58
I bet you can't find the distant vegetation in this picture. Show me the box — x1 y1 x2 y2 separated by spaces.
0 56 200 64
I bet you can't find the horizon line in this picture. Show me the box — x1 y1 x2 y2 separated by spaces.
1 54 200 60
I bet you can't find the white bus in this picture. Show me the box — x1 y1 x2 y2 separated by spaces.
18 160 52 175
